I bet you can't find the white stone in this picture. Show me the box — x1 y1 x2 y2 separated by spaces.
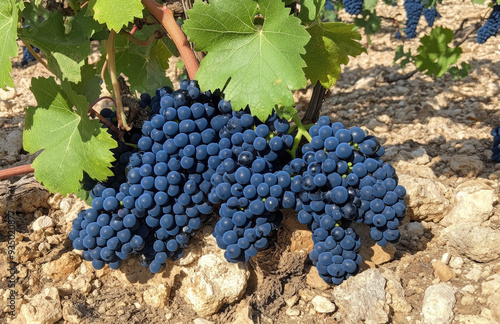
440 225 500 262
179 253 249 316
422 283 456 324
19 287 63 324
441 253 451 265
441 180 497 227
285 308 300 316
0 87 17 100
143 284 169 308
32 216 54 231
354 77 376 90
311 296 336 314
482 274 500 295
333 269 388 324
465 267 482 282
461 285 476 293
193 319 213 324
449 257 464 269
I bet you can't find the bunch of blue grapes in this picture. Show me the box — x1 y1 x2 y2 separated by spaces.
325 0 335 11
343 0 364 15
71 80 233 272
492 126 500 162
422 6 441 27
477 2 500 44
21 46 40 66
69 79 407 284
404 0 424 38
209 101 296 262
286 116 406 284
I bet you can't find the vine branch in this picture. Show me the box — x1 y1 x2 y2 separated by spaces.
119 30 157 47
106 30 131 131
0 164 34 180
22 41 49 71
142 0 199 79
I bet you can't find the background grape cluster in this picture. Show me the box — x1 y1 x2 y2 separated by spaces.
69 80 407 285
477 2 500 44
492 126 500 162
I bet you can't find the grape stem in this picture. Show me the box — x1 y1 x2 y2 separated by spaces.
22 42 49 71
288 114 313 157
141 0 199 79
106 30 131 131
119 30 158 47
87 96 124 141
0 164 34 180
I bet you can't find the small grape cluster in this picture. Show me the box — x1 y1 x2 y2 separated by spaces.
343 0 364 16
69 80 406 284
422 6 441 27
21 46 40 67
477 3 500 44
492 126 500 162
404 0 424 39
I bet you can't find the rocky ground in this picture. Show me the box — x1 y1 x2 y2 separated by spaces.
1 1 500 323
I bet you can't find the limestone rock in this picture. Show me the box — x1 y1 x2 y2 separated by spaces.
379 268 412 314
143 284 170 308
179 253 250 316
354 77 376 90
395 161 449 222
482 274 500 295
42 253 82 280
333 268 388 324
441 179 497 226
32 216 55 231
231 300 254 324
0 86 17 100
422 283 456 324
311 296 336 314
432 261 456 282
440 225 500 262
449 156 484 177
488 292 500 323
354 223 396 265
19 287 63 324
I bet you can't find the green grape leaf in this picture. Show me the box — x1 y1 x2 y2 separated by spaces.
23 77 117 195
0 0 23 88
299 0 326 23
276 105 298 121
471 0 485 4
448 62 471 80
354 10 381 35
393 45 414 68
87 0 143 31
303 22 365 88
363 0 378 11
18 11 94 83
415 27 462 78
71 61 101 104
99 25 172 96
183 0 310 122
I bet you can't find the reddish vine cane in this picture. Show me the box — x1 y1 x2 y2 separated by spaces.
0 1 200 180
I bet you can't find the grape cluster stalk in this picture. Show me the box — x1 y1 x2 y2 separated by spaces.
69 80 407 285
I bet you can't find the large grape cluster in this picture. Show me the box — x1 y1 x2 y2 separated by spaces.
285 116 406 284
422 6 441 27
492 126 500 162
343 0 364 16
69 80 406 284
477 3 500 44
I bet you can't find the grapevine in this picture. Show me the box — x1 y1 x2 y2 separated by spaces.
0 0 498 292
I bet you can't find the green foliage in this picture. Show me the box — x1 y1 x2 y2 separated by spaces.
87 0 143 31
183 0 310 121
99 25 173 96
0 0 23 88
448 62 472 80
415 27 462 78
393 45 414 68
18 9 101 83
303 22 365 88
299 0 326 23
354 10 381 35
23 77 117 195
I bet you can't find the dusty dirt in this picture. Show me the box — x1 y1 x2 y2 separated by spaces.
1 1 500 324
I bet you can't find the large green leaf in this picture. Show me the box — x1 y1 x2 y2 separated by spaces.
0 0 23 88
415 27 462 78
299 0 326 23
303 22 365 88
87 0 143 31
23 77 117 195
183 0 310 121
18 10 97 83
